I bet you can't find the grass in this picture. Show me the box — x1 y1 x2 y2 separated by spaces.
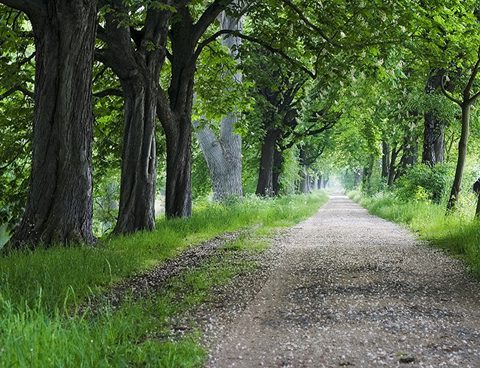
349 190 480 277
0 192 327 367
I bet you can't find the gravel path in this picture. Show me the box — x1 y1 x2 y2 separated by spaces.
206 195 480 368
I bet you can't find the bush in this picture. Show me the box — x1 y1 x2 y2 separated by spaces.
394 164 450 203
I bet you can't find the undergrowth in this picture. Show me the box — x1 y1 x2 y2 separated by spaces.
0 192 327 367
349 190 480 277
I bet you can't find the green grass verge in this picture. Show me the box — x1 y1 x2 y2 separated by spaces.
349 190 480 277
0 192 327 367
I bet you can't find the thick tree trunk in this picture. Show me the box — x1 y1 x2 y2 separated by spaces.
272 148 284 196
98 6 171 233
387 146 398 186
299 166 310 193
196 116 243 201
165 116 193 217
256 128 280 196
113 75 157 234
158 7 197 218
396 132 418 180
362 163 373 193
447 104 471 211
423 111 445 166
196 4 243 201
434 131 445 164
423 71 446 166
381 141 390 179
9 1 97 249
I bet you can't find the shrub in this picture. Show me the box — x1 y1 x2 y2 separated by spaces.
394 164 450 203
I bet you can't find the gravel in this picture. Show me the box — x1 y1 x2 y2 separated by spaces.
205 195 480 368
81 229 251 313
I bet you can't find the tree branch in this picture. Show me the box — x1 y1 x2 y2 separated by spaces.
465 50 480 99
93 88 123 98
192 0 233 45
280 0 335 46
203 30 316 79
0 0 44 17
441 75 462 106
0 85 34 99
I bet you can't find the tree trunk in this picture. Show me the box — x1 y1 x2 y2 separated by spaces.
362 163 373 194
353 170 362 188
475 193 480 218
256 128 279 196
323 176 329 189
196 115 243 201
447 104 471 211
423 111 445 166
396 132 418 180
9 1 97 249
299 166 310 193
272 148 284 196
158 7 197 218
381 141 390 179
98 6 171 233
195 4 243 201
387 146 398 186
423 71 446 166
113 75 157 234
165 115 193 217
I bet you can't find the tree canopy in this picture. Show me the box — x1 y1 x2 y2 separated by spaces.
2 0 480 248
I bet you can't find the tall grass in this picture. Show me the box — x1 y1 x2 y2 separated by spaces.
0 193 327 367
350 191 480 277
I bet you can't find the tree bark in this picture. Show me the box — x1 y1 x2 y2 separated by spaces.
98 5 171 234
423 71 446 166
299 166 310 193
381 141 390 179
161 8 196 218
447 104 471 211
387 146 399 186
113 75 157 233
8 0 97 249
362 161 373 194
165 115 193 217
272 148 284 196
256 128 280 196
423 111 445 165
195 4 243 201
396 130 418 180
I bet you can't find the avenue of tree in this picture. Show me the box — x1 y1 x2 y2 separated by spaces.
1 0 480 249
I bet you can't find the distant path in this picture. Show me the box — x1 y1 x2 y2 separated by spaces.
206 195 480 367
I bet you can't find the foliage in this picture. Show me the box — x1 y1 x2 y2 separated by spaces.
394 164 451 203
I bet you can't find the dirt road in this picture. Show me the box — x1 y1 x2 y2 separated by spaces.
206 195 480 367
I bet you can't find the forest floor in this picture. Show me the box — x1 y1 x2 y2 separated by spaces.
203 195 480 368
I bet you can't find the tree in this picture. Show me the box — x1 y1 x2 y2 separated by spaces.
413 0 480 211
195 1 244 201
156 1 233 218
442 58 480 211
423 70 447 166
96 1 174 234
1 0 97 248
